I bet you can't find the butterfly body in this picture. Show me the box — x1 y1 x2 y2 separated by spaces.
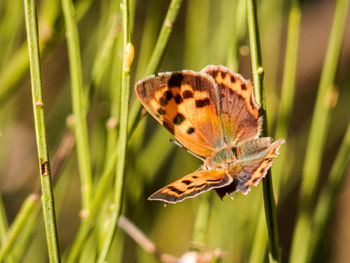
136 65 284 204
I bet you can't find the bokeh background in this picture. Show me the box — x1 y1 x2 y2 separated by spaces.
0 0 349 262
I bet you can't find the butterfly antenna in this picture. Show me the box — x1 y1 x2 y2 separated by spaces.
168 138 205 161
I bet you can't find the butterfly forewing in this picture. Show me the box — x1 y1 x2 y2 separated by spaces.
202 65 262 144
148 170 232 203
136 71 224 157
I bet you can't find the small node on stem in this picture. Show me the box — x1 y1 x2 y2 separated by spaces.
35 101 43 108
79 209 89 219
165 20 173 27
257 67 264 74
106 117 118 130
29 193 40 201
123 43 135 72
324 85 339 109
66 114 76 129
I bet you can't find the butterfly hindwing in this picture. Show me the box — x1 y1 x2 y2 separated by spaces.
215 138 285 198
202 65 262 144
148 169 232 203
136 71 224 157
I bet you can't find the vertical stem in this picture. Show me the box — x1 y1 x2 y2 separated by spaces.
66 1 183 261
128 0 184 135
23 0 61 261
192 195 211 245
249 0 301 261
308 123 350 262
289 0 349 262
97 0 134 261
246 0 281 262
61 0 92 211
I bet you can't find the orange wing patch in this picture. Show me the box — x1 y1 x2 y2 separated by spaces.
136 71 224 157
148 169 232 204
202 65 261 144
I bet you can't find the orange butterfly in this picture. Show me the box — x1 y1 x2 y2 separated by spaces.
136 65 284 203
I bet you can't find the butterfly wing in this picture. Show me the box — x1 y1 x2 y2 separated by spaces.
215 138 285 198
201 65 262 144
136 71 224 157
148 169 232 203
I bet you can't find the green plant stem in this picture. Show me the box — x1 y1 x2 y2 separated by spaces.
249 1 301 261
61 0 93 211
97 0 133 261
308 122 350 262
66 2 183 260
226 0 246 71
246 0 281 262
128 0 184 135
0 195 39 261
289 0 349 262
23 0 61 261
192 195 211 245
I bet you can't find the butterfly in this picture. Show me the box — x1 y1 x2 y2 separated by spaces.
135 65 284 204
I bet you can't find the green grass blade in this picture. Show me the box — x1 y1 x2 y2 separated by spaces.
0 195 39 261
289 0 349 262
96 0 133 260
246 0 281 262
249 0 301 261
128 0 184 135
23 0 61 261
60 0 93 211
308 122 350 262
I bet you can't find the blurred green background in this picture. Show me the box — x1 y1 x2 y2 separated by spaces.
0 0 349 262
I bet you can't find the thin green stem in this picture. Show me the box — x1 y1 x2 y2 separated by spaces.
192 195 211 245
66 1 183 260
61 0 93 210
97 0 133 261
249 0 301 261
246 0 280 262
0 195 39 261
308 122 350 262
289 0 349 262
128 0 184 135
226 0 246 71
23 0 61 261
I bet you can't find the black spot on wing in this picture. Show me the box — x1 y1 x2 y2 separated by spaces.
195 98 210 108
167 186 184 195
182 180 192 185
187 127 195 134
168 73 184 88
241 83 247 90
164 90 173 100
182 90 193 99
174 94 183 104
173 113 185 125
230 75 236 83
157 108 165 115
